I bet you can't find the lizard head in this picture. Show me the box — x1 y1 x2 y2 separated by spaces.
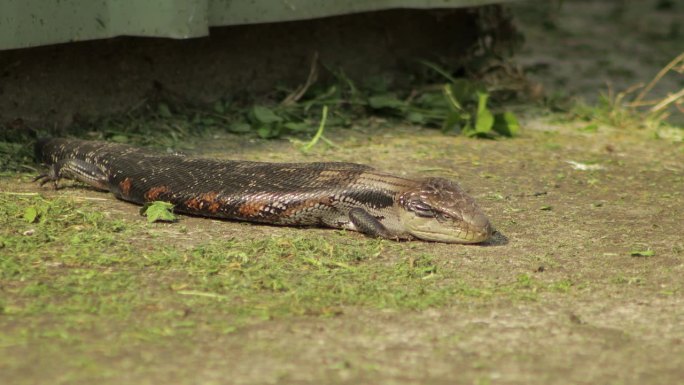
398 177 492 243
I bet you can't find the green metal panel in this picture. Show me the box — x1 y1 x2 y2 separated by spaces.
0 0 514 50
208 0 516 25
0 0 209 49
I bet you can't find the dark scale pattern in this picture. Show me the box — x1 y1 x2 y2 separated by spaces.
34 138 416 230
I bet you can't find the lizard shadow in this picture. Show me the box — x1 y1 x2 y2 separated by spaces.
477 229 509 247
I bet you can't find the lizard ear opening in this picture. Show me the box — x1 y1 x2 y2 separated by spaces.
408 200 436 218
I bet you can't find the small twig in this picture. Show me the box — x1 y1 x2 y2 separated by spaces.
0 192 39 196
605 81 615 106
650 88 684 113
319 136 339 149
676 99 684 114
177 290 229 300
126 97 149 115
621 82 646 98
633 52 684 104
184 109 233 122
281 52 319 106
627 99 663 107
419 60 457 83
404 84 443 104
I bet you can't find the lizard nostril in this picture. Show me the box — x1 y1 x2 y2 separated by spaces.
470 212 491 231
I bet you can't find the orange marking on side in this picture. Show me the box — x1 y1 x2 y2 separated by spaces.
185 198 202 211
145 186 170 201
119 178 132 197
200 192 221 213
183 191 223 213
237 202 267 217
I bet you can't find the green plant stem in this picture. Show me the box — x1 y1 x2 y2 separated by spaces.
302 106 328 152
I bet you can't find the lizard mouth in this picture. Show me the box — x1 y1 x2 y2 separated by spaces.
401 214 493 244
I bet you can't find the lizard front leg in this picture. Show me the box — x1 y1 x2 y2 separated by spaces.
348 207 404 240
35 158 109 191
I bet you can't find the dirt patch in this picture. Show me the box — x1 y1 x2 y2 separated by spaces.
2 122 683 385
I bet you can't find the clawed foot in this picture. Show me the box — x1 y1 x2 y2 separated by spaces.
33 166 61 189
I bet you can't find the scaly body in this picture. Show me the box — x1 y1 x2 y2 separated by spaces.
35 138 492 243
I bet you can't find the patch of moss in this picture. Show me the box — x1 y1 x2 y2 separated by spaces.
0 192 580 352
